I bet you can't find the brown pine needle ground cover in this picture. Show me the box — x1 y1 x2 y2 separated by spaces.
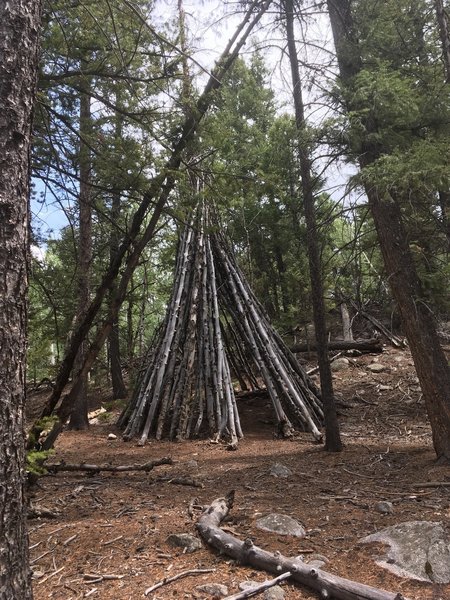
27 346 450 600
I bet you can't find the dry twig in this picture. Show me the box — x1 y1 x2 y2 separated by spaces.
144 568 216 596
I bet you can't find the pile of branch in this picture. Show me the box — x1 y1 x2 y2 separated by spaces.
119 203 323 446
197 492 409 600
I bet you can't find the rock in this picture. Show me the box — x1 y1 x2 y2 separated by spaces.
107 433 117 440
330 358 350 372
269 463 292 479
166 533 202 553
360 521 450 583
186 459 199 470
238 581 259 591
256 514 306 537
306 553 329 568
375 501 394 514
196 583 228 597
367 363 386 373
237 581 285 599
264 586 285 600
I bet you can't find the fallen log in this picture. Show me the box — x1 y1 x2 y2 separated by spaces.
44 457 172 474
290 338 383 354
197 492 409 600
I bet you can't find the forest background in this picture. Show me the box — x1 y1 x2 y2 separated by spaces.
2 0 450 598
29 0 450 391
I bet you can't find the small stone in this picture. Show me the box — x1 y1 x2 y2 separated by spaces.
31 570 45 579
367 363 386 373
166 533 202 553
330 358 350 372
264 586 285 600
186 459 199 470
306 553 329 568
196 583 228 597
239 581 258 591
375 501 394 514
256 514 306 537
107 433 117 440
269 463 293 479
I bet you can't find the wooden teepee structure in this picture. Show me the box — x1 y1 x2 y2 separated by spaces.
119 202 323 447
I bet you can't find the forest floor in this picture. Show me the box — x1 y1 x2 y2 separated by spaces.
27 345 450 600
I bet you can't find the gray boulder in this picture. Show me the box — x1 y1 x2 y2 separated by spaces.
360 521 450 583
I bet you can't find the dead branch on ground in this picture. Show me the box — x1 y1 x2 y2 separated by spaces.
196 492 409 600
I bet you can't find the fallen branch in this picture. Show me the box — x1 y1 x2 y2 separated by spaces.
291 338 383 354
44 457 172 474
224 571 292 599
412 481 450 488
144 568 216 596
197 492 409 600
153 475 204 488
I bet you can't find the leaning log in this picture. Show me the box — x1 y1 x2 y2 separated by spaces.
290 338 383 354
197 492 409 600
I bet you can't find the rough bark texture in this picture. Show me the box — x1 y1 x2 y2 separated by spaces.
197 493 409 600
284 0 342 451
327 0 450 461
0 0 41 597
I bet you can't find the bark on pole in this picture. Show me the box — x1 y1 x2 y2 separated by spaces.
327 0 450 461
0 0 42 597
31 0 272 449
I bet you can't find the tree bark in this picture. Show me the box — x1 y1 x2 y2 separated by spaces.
69 77 92 429
284 0 342 451
327 0 450 461
0 0 42 597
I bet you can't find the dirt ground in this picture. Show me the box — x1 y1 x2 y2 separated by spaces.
28 345 450 600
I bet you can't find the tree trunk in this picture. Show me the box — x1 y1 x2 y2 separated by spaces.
0 0 42 597
284 0 342 451
108 104 127 400
340 301 353 341
327 0 450 462
69 78 92 429
434 0 450 82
